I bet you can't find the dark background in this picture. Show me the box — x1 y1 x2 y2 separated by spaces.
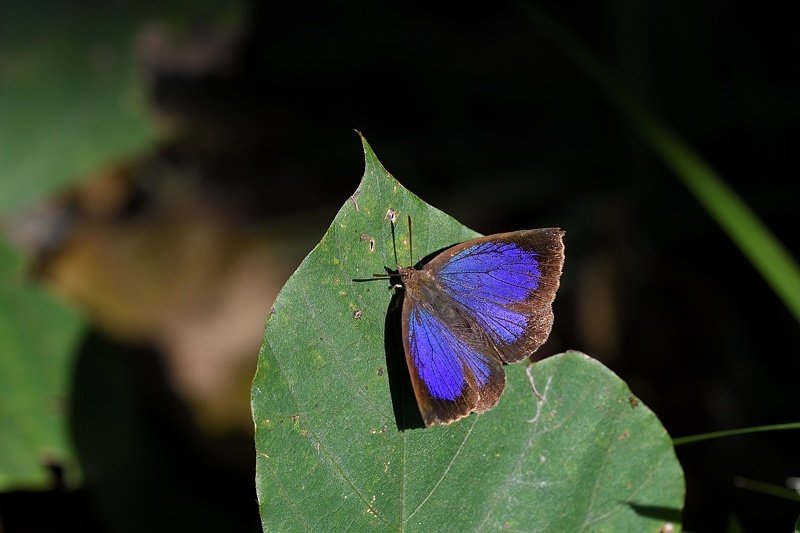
2 1 799 531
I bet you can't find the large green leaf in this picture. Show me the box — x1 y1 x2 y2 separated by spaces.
252 136 684 531
0 240 84 490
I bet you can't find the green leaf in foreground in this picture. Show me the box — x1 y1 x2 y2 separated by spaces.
252 136 685 531
0 240 85 490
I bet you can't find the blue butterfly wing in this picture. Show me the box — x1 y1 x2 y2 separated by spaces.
433 230 564 363
400 228 564 426
402 301 505 426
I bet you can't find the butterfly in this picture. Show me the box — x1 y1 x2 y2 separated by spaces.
396 226 565 426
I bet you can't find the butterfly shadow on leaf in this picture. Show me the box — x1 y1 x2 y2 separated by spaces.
380 243 458 431
382 272 427 431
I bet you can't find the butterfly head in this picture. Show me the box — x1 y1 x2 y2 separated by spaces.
397 263 431 294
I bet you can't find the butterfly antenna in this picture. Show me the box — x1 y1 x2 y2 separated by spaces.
389 215 399 266
407 215 413 267
371 209 399 280
371 212 403 286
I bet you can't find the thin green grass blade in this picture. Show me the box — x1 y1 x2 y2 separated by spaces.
732 477 800 503
673 422 800 446
515 1 800 323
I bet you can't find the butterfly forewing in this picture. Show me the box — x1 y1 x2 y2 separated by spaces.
400 228 565 426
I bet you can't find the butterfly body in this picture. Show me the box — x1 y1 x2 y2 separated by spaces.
398 228 565 426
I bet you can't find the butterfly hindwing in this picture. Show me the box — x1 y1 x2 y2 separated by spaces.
401 299 506 426
400 228 565 426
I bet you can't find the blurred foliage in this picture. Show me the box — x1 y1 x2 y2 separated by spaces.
0 0 244 212
0 240 83 490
